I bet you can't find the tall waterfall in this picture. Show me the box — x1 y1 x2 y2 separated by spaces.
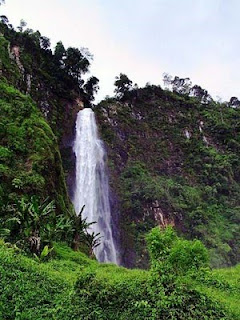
72 108 118 264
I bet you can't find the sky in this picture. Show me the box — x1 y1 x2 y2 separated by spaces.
1 0 240 102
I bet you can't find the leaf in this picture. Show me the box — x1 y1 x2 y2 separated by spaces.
40 245 54 260
33 253 40 262
0 228 10 237
6 217 21 225
79 205 85 216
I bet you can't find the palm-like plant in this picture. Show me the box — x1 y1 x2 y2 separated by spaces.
71 205 102 257
27 196 55 233
5 196 55 254
84 231 102 258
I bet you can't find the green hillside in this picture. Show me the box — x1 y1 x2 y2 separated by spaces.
0 227 239 320
96 84 240 268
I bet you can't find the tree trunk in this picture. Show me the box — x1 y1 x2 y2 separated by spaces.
72 232 80 251
29 230 41 255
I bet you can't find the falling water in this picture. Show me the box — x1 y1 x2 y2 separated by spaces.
72 108 118 264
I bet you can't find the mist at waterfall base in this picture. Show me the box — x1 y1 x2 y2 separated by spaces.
72 108 118 264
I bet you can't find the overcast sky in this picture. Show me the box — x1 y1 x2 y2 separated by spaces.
1 0 240 102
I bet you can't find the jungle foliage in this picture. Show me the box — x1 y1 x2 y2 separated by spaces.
96 79 240 268
0 227 239 319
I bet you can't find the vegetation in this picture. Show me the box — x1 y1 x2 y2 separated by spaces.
96 79 240 268
0 18 101 259
0 227 239 319
0 79 99 259
0 18 98 137
114 73 133 98
0 81 71 214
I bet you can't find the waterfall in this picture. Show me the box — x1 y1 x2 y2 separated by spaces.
72 108 118 264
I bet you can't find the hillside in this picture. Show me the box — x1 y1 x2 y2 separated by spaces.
0 227 240 320
0 19 98 198
0 80 70 214
96 85 240 268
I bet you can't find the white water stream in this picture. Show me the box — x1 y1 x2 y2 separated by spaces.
72 108 118 264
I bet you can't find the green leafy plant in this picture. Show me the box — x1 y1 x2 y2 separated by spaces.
34 245 54 262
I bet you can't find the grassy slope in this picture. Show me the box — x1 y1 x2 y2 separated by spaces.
0 242 239 320
198 265 240 318
0 242 146 320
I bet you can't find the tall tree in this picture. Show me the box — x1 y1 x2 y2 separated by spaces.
84 76 99 104
54 41 66 63
163 73 192 94
114 73 133 98
65 47 90 83
0 15 8 25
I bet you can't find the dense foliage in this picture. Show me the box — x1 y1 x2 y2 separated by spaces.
0 19 97 135
1 228 239 319
0 19 99 197
0 19 101 257
96 83 240 268
0 81 70 212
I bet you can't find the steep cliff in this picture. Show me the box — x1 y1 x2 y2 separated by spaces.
0 20 96 199
0 80 71 215
95 86 240 268
0 19 94 215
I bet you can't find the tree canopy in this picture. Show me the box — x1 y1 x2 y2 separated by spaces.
114 73 133 98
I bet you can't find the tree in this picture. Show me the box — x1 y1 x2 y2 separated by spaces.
0 15 8 25
7 197 55 255
228 96 240 108
40 36 50 50
17 19 27 32
146 226 209 274
171 76 192 94
84 231 102 258
70 205 102 257
163 73 173 89
163 73 192 94
54 41 66 64
80 46 93 61
190 85 212 104
65 47 90 82
84 76 99 103
114 73 133 98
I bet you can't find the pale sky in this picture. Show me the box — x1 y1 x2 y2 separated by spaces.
1 0 240 102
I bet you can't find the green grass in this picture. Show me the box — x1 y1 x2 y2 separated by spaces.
198 265 240 319
0 241 239 319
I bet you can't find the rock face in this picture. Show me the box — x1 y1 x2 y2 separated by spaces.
0 28 86 204
95 87 240 268
0 25 87 219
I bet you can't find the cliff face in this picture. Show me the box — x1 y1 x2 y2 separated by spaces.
95 86 240 268
0 23 85 216
0 81 71 217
